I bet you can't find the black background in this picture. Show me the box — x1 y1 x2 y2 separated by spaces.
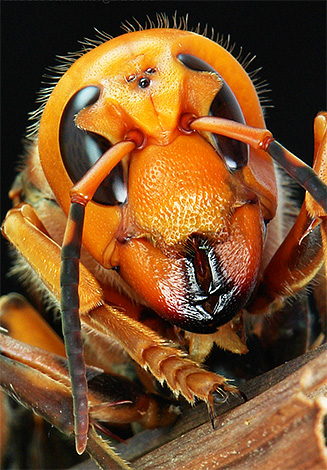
1 1 326 296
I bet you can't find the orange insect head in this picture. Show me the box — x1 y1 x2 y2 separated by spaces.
38 28 277 332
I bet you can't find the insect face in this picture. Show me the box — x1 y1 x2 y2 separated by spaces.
38 28 276 333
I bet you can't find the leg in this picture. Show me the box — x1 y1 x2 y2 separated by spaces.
248 113 327 317
0 293 65 355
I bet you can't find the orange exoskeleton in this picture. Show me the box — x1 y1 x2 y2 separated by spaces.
1 19 326 469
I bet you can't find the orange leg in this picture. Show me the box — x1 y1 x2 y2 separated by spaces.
0 293 66 355
248 113 326 317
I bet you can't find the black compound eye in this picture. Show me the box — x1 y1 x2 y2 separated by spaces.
138 77 151 89
177 53 249 170
209 80 249 170
177 54 217 73
59 85 127 205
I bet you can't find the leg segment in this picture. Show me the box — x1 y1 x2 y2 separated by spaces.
0 293 65 355
82 304 238 406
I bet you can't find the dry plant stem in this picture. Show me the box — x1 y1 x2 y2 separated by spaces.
131 345 327 470
69 344 327 470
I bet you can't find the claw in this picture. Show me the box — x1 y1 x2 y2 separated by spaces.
237 389 248 403
207 382 246 429
212 388 229 405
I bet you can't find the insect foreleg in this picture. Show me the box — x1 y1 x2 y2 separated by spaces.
248 112 327 317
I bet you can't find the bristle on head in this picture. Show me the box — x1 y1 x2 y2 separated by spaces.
26 13 272 141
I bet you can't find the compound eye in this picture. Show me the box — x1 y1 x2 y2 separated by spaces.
177 53 217 73
209 80 249 170
177 53 249 170
59 86 127 205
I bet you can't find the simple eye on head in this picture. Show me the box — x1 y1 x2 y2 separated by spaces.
177 53 249 170
138 77 151 89
137 67 156 88
59 85 127 206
